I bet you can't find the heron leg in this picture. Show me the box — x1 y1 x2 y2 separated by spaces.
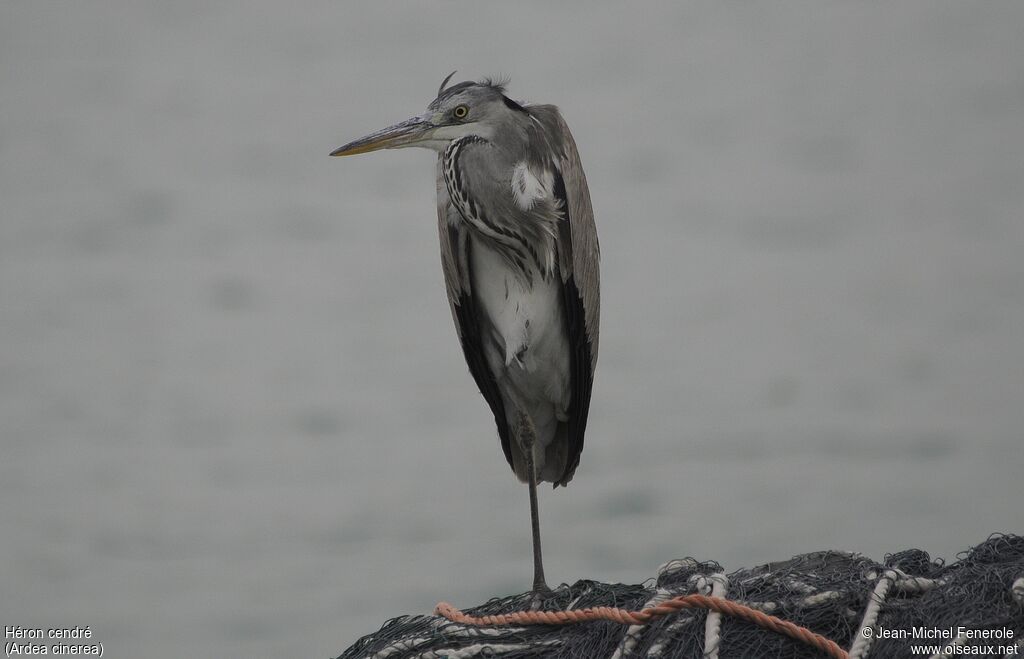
518 410 550 596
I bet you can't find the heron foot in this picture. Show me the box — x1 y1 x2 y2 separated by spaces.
528 582 555 610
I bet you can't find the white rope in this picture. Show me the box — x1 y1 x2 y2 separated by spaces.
371 637 434 659
412 640 558 658
848 569 897 659
610 587 674 659
799 590 841 607
846 570 948 659
1011 576 1024 606
701 573 729 659
735 598 778 613
371 620 448 659
892 575 941 594
443 623 528 639
646 573 713 658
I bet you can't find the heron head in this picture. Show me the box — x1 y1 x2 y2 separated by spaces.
330 74 527 157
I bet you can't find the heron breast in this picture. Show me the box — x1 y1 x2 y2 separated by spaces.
469 236 570 407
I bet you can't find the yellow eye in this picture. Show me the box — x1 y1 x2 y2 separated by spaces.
453 105 469 119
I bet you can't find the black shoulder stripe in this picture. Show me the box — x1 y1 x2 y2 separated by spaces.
501 95 527 113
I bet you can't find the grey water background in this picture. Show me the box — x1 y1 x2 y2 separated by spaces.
2 2 1022 657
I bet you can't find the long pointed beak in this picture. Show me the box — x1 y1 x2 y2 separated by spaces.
330 115 434 157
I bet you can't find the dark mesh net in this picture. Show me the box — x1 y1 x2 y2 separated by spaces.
335 534 1024 658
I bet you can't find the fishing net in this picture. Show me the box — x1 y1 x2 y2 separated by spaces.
335 534 1024 658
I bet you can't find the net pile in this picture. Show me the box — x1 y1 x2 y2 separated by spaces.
336 534 1024 658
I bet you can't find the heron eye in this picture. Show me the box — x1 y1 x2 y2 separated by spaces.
453 105 469 119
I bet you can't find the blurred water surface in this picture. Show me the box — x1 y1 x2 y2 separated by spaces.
2 2 1023 657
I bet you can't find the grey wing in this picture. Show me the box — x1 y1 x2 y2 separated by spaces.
436 168 515 468
553 113 600 363
532 106 601 486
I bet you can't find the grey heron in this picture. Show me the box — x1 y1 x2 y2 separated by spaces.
331 74 599 594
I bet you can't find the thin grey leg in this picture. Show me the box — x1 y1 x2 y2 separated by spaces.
518 411 550 594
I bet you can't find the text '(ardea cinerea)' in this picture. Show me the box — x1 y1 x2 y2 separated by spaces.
331 75 599 594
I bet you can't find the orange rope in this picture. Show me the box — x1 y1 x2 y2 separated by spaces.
435 594 849 659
